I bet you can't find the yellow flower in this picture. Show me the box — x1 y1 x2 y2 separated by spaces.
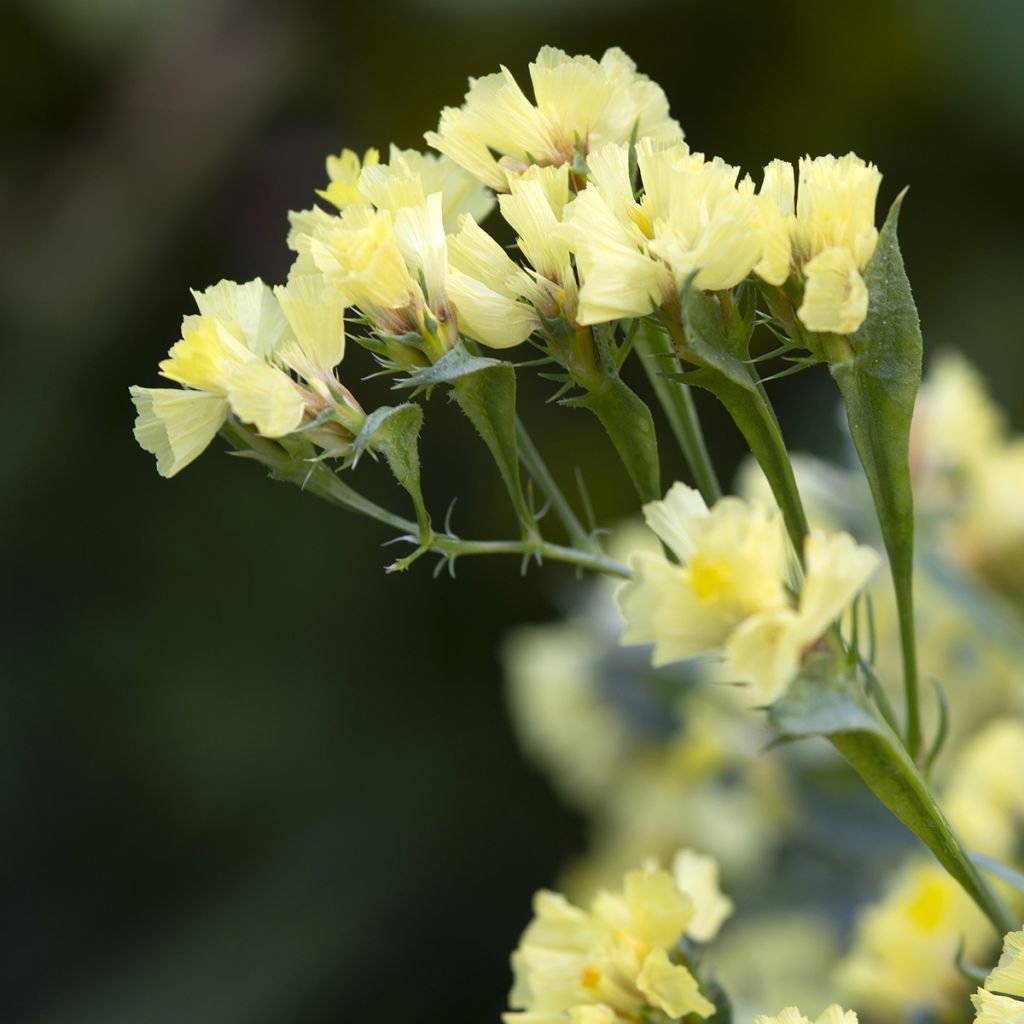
561 142 769 325
427 46 682 191
971 926 1024 1022
358 145 495 232
505 852 723 1023
798 247 868 335
670 849 733 943
317 147 379 210
498 164 574 284
617 484 879 702
129 387 228 478
756 1008 858 1024
757 153 881 335
131 278 361 477
972 989 1024 1023
306 203 420 314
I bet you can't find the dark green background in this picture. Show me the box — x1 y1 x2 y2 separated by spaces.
2 0 1023 1020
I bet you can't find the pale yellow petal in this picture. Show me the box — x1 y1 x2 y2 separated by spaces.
130 387 228 478
798 246 869 335
671 849 733 942
636 948 714 1019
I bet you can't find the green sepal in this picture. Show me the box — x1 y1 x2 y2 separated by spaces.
829 191 922 754
406 345 532 533
353 403 431 542
770 659 1014 934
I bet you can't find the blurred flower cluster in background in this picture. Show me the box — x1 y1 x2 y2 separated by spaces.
4 1 1024 1021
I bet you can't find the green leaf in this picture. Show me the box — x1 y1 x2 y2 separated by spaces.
571 374 660 503
396 344 532 534
677 278 757 392
830 192 923 755
397 344 501 390
448 355 533 534
354 403 431 540
686 364 809 556
770 661 1015 934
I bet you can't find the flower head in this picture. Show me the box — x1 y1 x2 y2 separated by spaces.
617 483 879 702
971 925 1024 1022
756 1008 858 1024
131 279 361 476
505 850 728 1023
427 46 682 191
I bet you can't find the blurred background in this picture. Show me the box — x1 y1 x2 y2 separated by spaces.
2 0 1024 1020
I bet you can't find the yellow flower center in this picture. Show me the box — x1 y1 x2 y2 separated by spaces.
690 555 733 604
908 879 946 930
581 965 602 989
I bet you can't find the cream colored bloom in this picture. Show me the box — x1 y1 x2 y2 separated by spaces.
356 145 495 232
971 926 1024 1022
273 276 345 386
617 484 878 702
505 853 722 1023
798 247 868 335
317 147 379 210
561 142 768 325
427 46 682 191
499 164 574 283
306 203 420 315
972 989 1024 1023
670 849 733 943
129 387 229 478
756 1008 858 1024
757 153 881 334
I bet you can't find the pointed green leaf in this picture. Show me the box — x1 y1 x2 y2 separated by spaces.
771 661 1014 934
354 403 431 539
448 357 533 533
686 364 809 555
830 192 923 754
678 279 757 392
571 374 660 503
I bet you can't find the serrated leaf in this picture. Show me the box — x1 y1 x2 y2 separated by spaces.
354 403 431 538
770 660 1013 933
398 344 502 390
830 191 923 753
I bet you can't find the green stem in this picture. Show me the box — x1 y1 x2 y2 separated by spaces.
515 415 601 555
221 422 629 579
634 320 721 505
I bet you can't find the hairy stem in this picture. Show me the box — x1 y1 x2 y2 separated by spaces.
221 422 629 578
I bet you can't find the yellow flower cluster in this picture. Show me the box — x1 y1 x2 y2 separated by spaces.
427 46 682 191
505 849 730 1023
757 1008 858 1024
617 483 879 703
972 926 1024 1023
130 277 357 477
